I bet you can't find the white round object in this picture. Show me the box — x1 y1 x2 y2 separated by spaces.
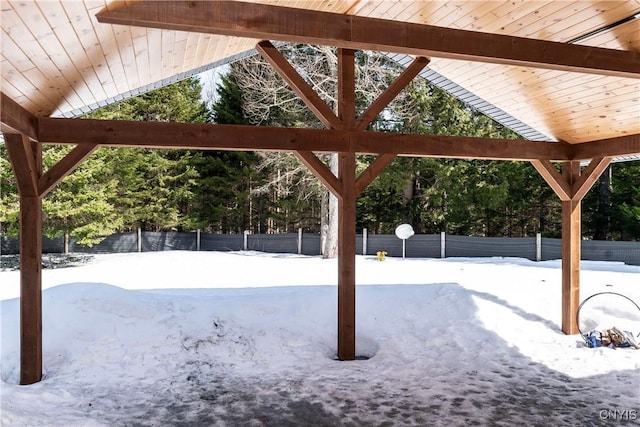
395 224 414 240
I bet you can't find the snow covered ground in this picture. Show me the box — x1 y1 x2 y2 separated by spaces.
1 251 639 426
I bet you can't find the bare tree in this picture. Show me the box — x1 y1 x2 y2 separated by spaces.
232 44 405 257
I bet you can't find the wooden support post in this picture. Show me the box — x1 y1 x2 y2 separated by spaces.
561 161 581 335
337 151 357 360
337 48 356 360
19 195 43 384
5 133 44 384
252 43 423 359
532 158 610 335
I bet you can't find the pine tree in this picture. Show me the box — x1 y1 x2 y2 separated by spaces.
84 78 207 231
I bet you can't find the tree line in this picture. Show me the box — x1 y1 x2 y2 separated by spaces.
1 46 638 248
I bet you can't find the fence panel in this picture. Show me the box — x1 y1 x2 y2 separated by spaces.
72 232 138 253
446 235 536 260
200 234 243 252
301 233 322 256
2 232 639 265
247 233 298 254
582 240 640 266
407 234 441 258
541 238 562 261
141 232 197 252
366 234 403 257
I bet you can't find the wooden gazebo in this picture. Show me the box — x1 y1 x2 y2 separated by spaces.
1 1 638 385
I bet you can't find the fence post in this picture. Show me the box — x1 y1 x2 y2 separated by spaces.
362 228 367 255
196 229 201 251
441 231 446 258
536 232 542 261
243 230 249 251
137 228 142 253
298 228 303 255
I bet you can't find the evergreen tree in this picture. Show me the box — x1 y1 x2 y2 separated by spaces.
84 78 207 231
42 145 123 245
0 143 19 236
193 73 266 233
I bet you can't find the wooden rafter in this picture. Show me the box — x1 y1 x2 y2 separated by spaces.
355 56 429 131
96 1 640 79
38 118 575 161
256 41 341 130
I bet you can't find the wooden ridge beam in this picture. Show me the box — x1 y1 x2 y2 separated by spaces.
96 1 640 78
1 93 39 141
256 41 341 129
38 118 572 161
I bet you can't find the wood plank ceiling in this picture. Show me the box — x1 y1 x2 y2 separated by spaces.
1 0 639 146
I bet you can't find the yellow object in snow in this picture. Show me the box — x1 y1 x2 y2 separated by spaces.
376 251 387 261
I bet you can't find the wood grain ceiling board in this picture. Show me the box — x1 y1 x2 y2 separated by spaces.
422 1 640 143
0 0 638 148
1 0 260 117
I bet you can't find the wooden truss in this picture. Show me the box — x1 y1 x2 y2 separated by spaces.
2 1 640 385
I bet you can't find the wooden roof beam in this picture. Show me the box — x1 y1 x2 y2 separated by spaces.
570 134 640 160
96 1 640 79
38 117 572 161
1 93 39 141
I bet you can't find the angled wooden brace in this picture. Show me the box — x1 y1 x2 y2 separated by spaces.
355 153 397 196
531 157 612 202
256 41 342 130
293 150 342 198
39 144 99 197
355 56 430 131
530 159 571 201
571 157 611 201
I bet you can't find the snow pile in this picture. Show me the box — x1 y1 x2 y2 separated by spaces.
1 251 639 426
